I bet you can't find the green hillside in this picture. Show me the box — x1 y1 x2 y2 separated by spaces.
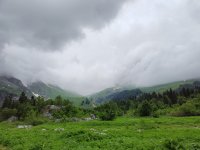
28 81 81 99
140 79 197 93
28 82 85 106
89 87 126 103
89 79 200 104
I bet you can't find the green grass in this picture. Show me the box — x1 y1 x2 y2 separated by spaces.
0 116 200 150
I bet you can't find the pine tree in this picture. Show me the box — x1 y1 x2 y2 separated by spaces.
2 95 12 108
19 92 28 103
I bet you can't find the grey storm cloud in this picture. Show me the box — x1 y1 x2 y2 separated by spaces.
0 0 200 95
0 0 126 50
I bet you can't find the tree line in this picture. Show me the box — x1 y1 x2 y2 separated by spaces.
1 81 200 122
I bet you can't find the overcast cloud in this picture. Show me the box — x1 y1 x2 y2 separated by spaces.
0 0 200 95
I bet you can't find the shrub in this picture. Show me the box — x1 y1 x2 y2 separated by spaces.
95 102 118 121
25 110 47 126
163 139 185 150
152 111 160 118
171 100 200 117
0 108 17 121
30 144 44 150
99 111 116 121
138 100 152 116
63 130 106 142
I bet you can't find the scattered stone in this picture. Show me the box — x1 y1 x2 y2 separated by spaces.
90 114 96 119
17 125 32 129
55 119 62 123
83 118 92 121
54 128 64 132
71 117 80 122
43 112 52 119
7 116 17 122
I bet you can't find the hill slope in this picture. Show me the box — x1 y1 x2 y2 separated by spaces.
28 81 81 99
90 87 142 104
140 79 198 93
89 87 125 103
0 76 32 105
90 79 200 104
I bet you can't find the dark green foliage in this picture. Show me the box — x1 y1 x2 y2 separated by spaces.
16 103 33 120
52 104 78 119
99 111 116 121
152 111 160 118
35 96 45 113
101 81 200 117
85 98 90 105
95 102 118 121
24 110 47 126
51 96 83 119
30 144 44 150
90 88 142 104
19 92 28 103
0 108 17 121
2 96 13 108
163 139 185 150
138 100 152 116
63 130 106 142
54 95 63 106
31 96 36 106
172 98 200 116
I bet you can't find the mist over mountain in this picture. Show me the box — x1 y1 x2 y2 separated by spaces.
28 81 81 99
0 76 82 106
1 1 200 149
0 0 200 95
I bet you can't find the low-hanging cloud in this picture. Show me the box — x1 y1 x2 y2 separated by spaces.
0 0 126 50
0 0 200 95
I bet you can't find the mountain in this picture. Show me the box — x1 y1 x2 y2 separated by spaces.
89 86 142 104
89 87 126 103
105 89 142 101
90 79 200 104
140 79 199 93
0 76 32 105
28 81 81 99
0 76 84 106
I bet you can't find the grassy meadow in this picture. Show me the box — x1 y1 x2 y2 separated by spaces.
0 116 200 150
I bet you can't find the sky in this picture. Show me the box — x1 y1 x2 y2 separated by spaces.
0 0 200 95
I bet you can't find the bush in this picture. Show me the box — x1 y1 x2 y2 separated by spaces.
138 100 152 116
171 100 200 117
30 144 44 150
152 111 160 118
0 108 17 121
16 103 34 120
99 111 116 121
63 130 106 142
25 110 47 126
163 139 185 150
95 102 118 121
